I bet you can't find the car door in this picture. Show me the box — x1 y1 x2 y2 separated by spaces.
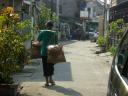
108 31 128 96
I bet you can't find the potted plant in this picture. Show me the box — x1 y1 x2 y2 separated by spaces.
0 30 25 96
97 36 106 52
0 7 31 96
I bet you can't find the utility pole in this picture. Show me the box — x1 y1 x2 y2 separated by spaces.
31 1 36 40
13 0 14 8
56 0 59 30
50 0 53 19
56 0 60 39
103 0 107 36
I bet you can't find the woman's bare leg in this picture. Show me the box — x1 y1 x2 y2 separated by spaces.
45 76 49 86
49 76 55 85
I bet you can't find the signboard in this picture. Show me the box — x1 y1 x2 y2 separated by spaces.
80 10 88 18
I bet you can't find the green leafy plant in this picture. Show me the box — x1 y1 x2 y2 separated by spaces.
15 19 31 41
97 36 106 47
0 7 31 84
106 18 128 53
0 30 25 84
109 46 117 56
39 3 57 29
109 19 127 47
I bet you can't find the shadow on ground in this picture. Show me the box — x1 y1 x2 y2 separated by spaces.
20 94 31 96
47 85 83 96
54 62 73 81
13 59 73 82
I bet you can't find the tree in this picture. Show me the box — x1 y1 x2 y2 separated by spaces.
39 3 58 29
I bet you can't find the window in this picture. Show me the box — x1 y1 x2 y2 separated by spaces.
115 31 128 76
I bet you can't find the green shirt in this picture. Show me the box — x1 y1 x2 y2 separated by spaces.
37 30 58 56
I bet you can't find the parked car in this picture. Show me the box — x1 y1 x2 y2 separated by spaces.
89 32 99 42
107 30 128 96
88 31 93 37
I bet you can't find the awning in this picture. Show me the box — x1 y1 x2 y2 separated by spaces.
23 0 35 5
75 22 83 26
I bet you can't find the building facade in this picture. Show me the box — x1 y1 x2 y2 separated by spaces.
42 0 80 23
42 0 81 40
80 0 102 30
61 0 80 20
110 0 117 7
96 0 104 16
109 0 128 23
110 0 128 7
80 0 105 22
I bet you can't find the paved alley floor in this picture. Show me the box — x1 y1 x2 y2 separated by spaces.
14 40 112 96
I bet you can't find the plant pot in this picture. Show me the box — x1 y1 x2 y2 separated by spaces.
0 83 20 96
100 45 106 52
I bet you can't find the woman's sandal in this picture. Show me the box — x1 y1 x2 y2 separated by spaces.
44 83 49 87
50 81 55 86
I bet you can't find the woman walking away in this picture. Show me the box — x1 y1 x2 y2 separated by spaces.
37 21 58 87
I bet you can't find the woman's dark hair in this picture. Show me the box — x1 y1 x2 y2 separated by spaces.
46 21 54 29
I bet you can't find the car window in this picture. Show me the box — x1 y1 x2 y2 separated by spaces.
122 59 128 78
115 32 128 75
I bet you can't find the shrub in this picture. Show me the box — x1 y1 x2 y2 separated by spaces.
109 46 117 56
97 36 106 47
0 30 25 84
0 7 31 84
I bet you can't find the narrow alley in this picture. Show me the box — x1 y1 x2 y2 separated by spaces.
14 41 112 96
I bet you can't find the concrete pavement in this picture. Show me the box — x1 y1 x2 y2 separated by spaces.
13 40 112 96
